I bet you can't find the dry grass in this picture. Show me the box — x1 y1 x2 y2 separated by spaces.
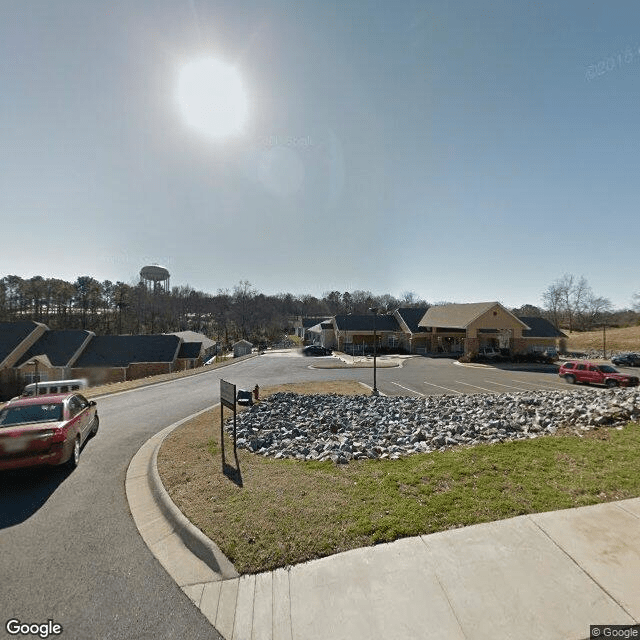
158 380 640 575
566 325 640 353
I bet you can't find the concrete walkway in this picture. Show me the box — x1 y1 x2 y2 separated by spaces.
127 414 640 640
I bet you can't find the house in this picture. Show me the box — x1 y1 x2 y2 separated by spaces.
518 316 567 353
418 302 531 356
393 307 431 353
233 340 253 357
293 317 332 342
176 341 204 370
0 321 49 399
168 331 217 357
70 334 182 385
305 320 336 349
332 314 404 354
13 329 94 384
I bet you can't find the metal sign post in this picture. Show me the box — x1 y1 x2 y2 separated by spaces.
220 379 236 470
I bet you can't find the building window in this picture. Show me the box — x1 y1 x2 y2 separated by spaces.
388 335 398 347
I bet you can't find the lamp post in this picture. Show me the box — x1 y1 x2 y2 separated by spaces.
27 359 39 395
369 307 380 396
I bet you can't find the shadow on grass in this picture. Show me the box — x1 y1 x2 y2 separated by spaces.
223 457 243 487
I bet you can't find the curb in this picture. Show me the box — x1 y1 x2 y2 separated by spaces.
126 406 239 586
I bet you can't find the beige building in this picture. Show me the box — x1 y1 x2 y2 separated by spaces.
418 302 531 356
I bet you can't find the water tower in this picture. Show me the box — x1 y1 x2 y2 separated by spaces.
140 264 170 293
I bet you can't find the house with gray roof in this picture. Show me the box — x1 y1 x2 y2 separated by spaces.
393 307 432 353
332 314 404 354
14 329 94 384
0 321 49 399
518 316 567 352
71 334 182 385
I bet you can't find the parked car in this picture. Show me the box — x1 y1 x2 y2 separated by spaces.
302 345 332 356
236 389 253 406
558 361 639 388
477 347 501 361
611 353 640 367
0 393 99 471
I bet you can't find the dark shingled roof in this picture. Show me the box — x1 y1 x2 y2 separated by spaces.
177 341 202 359
334 314 401 332
0 321 44 365
74 335 181 367
519 317 567 339
395 307 431 333
15 330 93 367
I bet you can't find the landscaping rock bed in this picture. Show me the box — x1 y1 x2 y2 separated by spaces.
226 389 640 463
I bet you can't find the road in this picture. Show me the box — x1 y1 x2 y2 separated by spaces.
0 352 611 640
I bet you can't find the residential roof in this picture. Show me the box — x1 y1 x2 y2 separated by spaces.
177 341 203 359
334 314 401 332
15 330 93 368
519 317 568 339
302 317 331 328
0 321 46 366
167 331 216 351
419 302 529 330
395 307 431 333
233 340 253 347
74 335 181 367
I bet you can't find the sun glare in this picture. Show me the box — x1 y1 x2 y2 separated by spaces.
176 57 249 139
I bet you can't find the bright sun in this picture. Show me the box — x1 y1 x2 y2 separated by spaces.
176 57 249 139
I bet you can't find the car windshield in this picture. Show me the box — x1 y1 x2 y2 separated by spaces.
0 403 64 427
598 365 618 374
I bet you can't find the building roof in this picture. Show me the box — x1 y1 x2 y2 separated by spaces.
419 302 529 330
15 330 94 368
395 307 431 333
334 314 401 332
167 331 216 351
302 317 331 328
177 341 203 359
519 317 568 339
0 321 46 366
233 340 253 347
74 334 181 367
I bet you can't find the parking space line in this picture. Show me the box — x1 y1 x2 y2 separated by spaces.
511 378 567 389
456 381 498 393
390 382 425 396
486 381 532 392
423 381 463 394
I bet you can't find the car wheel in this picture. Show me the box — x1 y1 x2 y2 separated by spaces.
90 415 99 437
565 375 576 384
605 379 618 388
66 436 81 470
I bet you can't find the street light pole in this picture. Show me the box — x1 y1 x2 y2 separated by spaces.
369 307 379 396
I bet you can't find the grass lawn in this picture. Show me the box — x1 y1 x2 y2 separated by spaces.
157 381 640 575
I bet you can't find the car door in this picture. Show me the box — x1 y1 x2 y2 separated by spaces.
67 395 90 444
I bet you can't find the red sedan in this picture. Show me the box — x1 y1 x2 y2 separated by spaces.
0 393 99 471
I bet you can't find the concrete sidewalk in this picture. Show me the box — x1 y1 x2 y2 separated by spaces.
126 416 640 640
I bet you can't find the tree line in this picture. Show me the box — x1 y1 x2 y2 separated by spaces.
0 275 427 346
1 273 637 345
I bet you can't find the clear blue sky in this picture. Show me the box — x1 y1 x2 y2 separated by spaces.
2 1 639 309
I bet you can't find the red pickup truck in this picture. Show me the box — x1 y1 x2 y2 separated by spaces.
559 361 640 388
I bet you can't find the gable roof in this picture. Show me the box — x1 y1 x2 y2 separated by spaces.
0 321 47 367
15 330 94 368
233 340 253 347
177 341 203 359
419 302 529 330
74 334 181 367
167 331 216 351
302 317 331 328
519 317 567 339
395 307 431 333
334 314 401 332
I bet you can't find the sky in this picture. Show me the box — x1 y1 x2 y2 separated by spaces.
1 1 639 309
